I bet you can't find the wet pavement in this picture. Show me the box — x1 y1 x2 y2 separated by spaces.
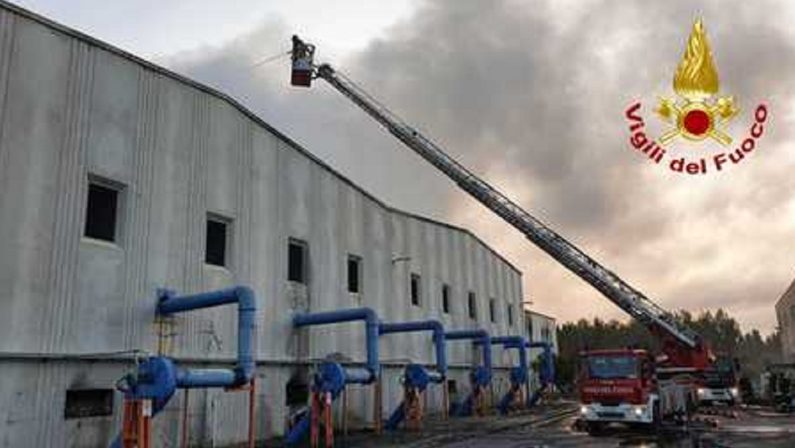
309 402 795 448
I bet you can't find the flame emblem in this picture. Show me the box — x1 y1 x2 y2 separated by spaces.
656 19 738 145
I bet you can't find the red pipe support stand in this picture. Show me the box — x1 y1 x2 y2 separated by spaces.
121 399 152 448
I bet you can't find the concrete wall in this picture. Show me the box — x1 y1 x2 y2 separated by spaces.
775 279 795 362
0 2 528 446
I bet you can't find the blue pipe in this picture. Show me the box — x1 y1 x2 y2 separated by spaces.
379 320 447 379
485 336 529 414
379 320 446 430
487 336 528 379
525 341 555 407
444 329 492 373
111 286 257 448
286 308 380 446
292 307 380 383
526 341 555 386
158 286 257 386
445 329 492 417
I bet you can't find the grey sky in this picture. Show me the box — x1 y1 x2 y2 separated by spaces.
16 0 795 334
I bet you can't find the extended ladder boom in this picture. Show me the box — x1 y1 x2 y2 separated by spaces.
290 36 702 357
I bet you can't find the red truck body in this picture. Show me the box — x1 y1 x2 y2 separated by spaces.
578 349 695 433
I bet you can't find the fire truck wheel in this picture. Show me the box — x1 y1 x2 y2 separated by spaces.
652 401 661 431
586 421 604 436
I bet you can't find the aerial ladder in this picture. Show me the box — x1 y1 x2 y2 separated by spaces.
288 36 711 373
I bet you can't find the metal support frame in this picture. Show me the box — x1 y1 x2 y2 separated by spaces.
120 399 151 448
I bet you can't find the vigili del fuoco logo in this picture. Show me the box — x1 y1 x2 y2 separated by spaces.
624 19 768 175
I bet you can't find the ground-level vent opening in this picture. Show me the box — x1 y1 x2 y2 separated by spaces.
64 388 114 419
286 372 311 407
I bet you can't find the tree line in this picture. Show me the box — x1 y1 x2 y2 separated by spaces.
555 309 781 388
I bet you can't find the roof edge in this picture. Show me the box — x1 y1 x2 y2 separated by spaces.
0 0 523 275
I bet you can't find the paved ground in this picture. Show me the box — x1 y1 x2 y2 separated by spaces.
313 402 795 448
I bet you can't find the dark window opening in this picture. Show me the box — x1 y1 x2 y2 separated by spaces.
205 217 229 267
468 292 477 320
288 239 308 283
285 374 310 407
489 298 497 323
347 255 361 293
84 182 120 242
442 284 451 314
507 304 514 327
410 273 421 306
64 389 114 419
447 379 458 395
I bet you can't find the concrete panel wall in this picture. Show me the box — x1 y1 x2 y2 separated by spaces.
0 3 529 446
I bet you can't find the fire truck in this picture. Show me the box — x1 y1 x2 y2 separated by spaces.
577 348 701 433
697 354 740 406
289 36 714 429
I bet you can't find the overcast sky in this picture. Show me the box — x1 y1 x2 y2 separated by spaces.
16 0 795 334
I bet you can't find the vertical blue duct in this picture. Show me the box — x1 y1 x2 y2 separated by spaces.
379 320 447 378
486 336 529 414
379 320 447 430
444 329 492 373
292 307 380 383
444 329 492 416
158 286 257 386
111 286 258 448
285 307 380 446
526 341 555 406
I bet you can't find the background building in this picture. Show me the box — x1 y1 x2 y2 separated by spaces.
524 310 558 390
0 2 545 446
525 310 558 353
775 278 795 362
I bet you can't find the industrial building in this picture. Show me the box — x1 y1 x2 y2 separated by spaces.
0 2 544 446
775 278 795 362
524 310 557 392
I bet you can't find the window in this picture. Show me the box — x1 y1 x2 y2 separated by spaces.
64 389 114 419
489 298 497 323
285 373 310 407
468 291 477 320
84 180 121 242
447 379 458 395
288 239 308 283
347 255 361 293
205 215 230 267
442 284 451 314
410 273 421 306
507 304 514 327
541 325 551 342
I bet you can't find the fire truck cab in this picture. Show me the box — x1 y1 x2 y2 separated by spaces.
578 349 659 433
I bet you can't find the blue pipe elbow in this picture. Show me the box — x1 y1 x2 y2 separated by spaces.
526 341 555 386
379 319 447 379
293 307 380 383
158 286 256 386
444 329 492 373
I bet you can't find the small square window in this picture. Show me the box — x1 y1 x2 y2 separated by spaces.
84 181 121 242
442 284 451 314
205 216 231 267
288 239 308 284
348 255 361 293
447 379 458 395
489 298 497 323
468 292 477 320
64 389 114 419
410 273 421 306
